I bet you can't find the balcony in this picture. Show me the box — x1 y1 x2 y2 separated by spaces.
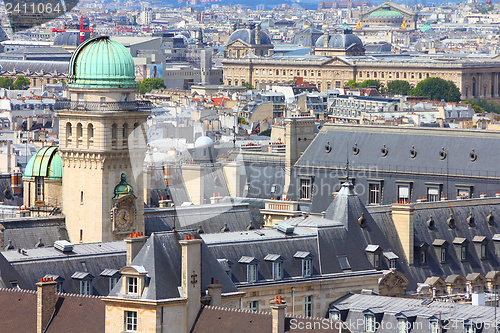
54 100 153 112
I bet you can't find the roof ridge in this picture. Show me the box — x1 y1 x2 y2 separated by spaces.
205 305 271 315
56 292 102 299
0 287 36 294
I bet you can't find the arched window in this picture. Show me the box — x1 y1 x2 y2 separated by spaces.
66 122 72 146
122 123 128 141
111 124 117 140
77 123 83 138
88 124 94 139
133 123 139 138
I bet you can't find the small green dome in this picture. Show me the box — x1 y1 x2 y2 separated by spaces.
340 23 352 31
23 146 62 180
113 173 134 199
369 5 404 18
68 36 138 89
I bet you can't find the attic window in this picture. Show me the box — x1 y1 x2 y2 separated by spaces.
329 308 340 321
127 277 138 295
338 256 351 270
270 184 277 194
364 313 376 332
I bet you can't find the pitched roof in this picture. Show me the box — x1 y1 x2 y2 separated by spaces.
109 231 237 300
0 288 104 332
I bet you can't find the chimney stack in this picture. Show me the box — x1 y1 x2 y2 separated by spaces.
207 281 222 306
391 203 414 264
37 277 57 333
255 24 261 45
323 30 329 48
271 296 287 333
180 235 202 331
125 232 148 266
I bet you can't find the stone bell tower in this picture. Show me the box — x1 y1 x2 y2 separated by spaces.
55 36 150 243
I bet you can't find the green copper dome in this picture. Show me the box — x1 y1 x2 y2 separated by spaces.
68 36 138 89
369 4 404 18
23 146 62 180
113 173 134 199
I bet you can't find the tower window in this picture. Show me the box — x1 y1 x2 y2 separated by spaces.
112 124 117 140
77 123 83 138
88 124 94 139
305 295 313 317
123 123 128 141
35 176 44 202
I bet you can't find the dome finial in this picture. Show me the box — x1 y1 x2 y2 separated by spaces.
113 173 134 199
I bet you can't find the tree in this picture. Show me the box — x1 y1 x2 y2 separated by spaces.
241 82 254 90
466 99 500 114
138 78 166 94
410 77 461 102
344 80 358 88
358 79 382 91
13 76 30 90
386 80 411 96
0 77 13 89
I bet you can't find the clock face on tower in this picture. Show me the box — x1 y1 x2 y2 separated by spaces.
115 207 132 231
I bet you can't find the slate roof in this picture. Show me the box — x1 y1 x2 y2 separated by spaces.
108 231 237 300
145 203 257 235
331 293 500 324
368 197 500 290
1 241 126 295
192 305 344 333
0 60 69 75
1 216 67 250
0 288 104 332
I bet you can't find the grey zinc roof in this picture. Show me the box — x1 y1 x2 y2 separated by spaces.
264 254 284 261
473 235 488 242
238 256 258 264
331 293 500 323
227 29 272 45
365 245 381 252
2 241 125 295
100 269 120 278
0 60 69 75
293 251 312 259
71 272 93 280
432 239 447 246
383 251 399 260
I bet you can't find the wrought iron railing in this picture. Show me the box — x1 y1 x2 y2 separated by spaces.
54 100 153 112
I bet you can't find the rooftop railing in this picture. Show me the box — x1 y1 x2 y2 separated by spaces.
54 100 153 112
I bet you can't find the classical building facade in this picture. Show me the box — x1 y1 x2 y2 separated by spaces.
223 25 500 100
55 36 150 243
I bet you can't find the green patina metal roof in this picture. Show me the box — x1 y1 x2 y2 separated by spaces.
340 23 352 31
420 22 434 33
68 36 138 89
113 173 134 199
23 146 62 180
369 4 404 18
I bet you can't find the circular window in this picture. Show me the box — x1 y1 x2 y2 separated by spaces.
358 212 366 228
381 144 388 157
426 216 434 230
447 214 455 229
467 212 475 227
352 143 360 156
410 146 417 159
439 148 447 160
469 149 477 162
487 211 495 226
325 141 332 154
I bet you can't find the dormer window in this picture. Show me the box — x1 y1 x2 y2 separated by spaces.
432 239 448 264
396 313 408 333
453 237 468 261
44 274 64 293
239 256 259 283
473 236 489 260
384 252 398 269
416 242 428 265
364 311 376 332
101 269 121 293
365 245 382 269
429 317 440 333
127 277 138 295
464 320 476 333
72 272 94 295
329 308 340 321
120 265 148 297
264 254 284 281
294 251 313 277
